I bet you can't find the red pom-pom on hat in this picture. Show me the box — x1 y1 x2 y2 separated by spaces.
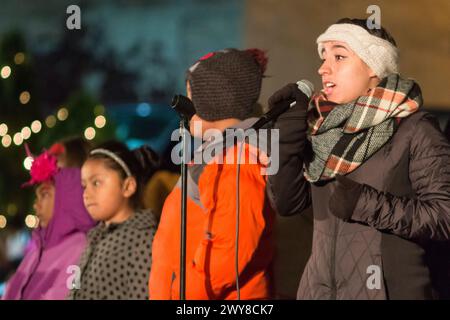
246 48 268 74
199 52 215 61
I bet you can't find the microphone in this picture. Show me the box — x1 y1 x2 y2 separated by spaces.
251 79 314 130
171 95 196 120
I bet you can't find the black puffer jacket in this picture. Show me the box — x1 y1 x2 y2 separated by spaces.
268 101 450 299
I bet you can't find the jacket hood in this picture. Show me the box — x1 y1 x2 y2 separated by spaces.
39 167 96 248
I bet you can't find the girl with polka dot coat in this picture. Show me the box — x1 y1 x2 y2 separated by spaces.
68 141 158 300
69 210 156 299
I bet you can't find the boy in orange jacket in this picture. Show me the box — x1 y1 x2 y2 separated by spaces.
149 49 275 300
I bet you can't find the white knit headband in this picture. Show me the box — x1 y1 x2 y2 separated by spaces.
317 23 398 79
90 148 132 177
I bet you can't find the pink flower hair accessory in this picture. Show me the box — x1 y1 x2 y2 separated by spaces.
22 144 59 187
48 143 65 156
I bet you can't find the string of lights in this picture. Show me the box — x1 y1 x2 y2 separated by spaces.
1 54 110 228
0 108 108 149
1 52 108 149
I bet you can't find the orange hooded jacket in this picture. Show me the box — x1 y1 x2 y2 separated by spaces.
149 126 275 300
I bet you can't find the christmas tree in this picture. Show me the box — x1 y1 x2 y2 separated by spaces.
0 31 115 231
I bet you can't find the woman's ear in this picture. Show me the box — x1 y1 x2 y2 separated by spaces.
368 72 381 92
122 177 137 198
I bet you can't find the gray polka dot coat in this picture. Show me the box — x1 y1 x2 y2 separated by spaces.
68 210 156 300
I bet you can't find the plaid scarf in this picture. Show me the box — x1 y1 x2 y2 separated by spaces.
304 74 422 182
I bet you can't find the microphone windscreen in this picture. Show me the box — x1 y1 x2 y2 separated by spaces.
296 79 314 98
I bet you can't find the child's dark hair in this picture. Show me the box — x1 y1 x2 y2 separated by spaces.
336 18 397 47
61 137 92 168
88 141 160 210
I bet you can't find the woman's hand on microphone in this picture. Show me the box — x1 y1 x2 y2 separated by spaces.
266 83 312 215
268 83 309 114
268 83 309 150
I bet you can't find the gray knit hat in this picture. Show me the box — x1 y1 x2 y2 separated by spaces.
186 48 267 121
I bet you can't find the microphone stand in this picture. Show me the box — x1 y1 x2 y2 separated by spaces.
179 116 188 300
171 95 195 300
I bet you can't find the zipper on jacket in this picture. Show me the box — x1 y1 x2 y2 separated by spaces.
170 271 176 300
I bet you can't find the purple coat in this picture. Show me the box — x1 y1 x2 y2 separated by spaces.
2 168 96 300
